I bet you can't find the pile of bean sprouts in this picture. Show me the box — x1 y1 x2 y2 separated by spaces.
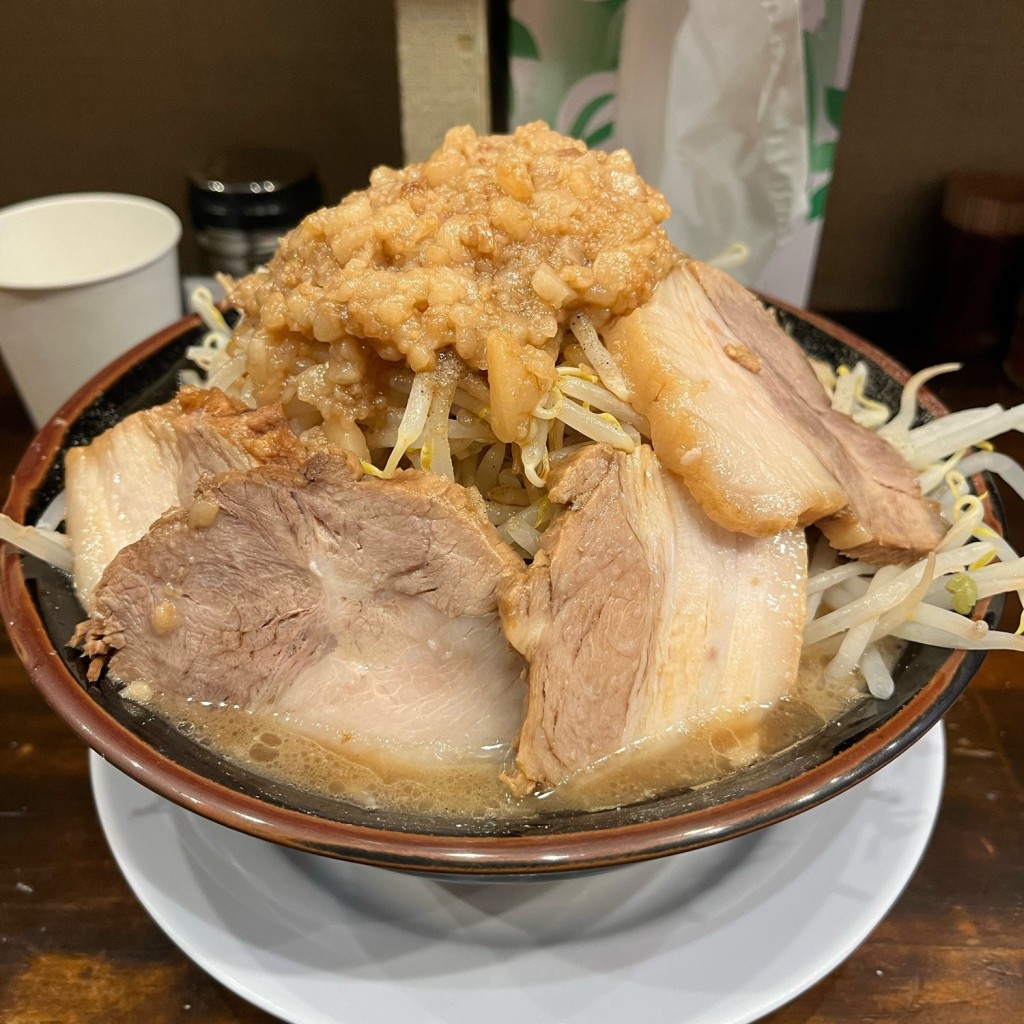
804 358 1024 697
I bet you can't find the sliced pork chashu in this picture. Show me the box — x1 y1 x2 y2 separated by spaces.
74 451 527 761
65 388 305 608
605 260 945 563
604 262 845 535
689 262 946 563
500 444 808 794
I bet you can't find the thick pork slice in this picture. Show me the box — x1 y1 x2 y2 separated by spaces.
689 262 946 563
64 403 180 609
500 444 807 794
75 452 527 760
605 261 945 562
604 262 845 535
173 387 306 497
65 388 305 608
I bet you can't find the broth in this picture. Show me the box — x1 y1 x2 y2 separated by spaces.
122 647 876 819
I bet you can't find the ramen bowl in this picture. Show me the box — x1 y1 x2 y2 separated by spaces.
0 308 1000 876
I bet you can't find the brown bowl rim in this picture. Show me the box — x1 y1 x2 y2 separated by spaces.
0 307 987 874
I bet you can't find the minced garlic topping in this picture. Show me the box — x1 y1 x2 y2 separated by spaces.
228 122 675 438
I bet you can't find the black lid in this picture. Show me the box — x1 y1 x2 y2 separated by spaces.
188 147 323 232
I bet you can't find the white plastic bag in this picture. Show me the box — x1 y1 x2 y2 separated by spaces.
509 0 865 306
617 0 809 290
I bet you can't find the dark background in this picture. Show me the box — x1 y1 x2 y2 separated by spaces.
1 0 1022 313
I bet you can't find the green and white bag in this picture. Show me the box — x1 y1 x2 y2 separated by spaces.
508 0 865 307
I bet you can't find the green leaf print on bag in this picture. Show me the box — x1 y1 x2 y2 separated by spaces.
509 18 540 61
569 91 616 148
508 0 626 149
803 0 848 220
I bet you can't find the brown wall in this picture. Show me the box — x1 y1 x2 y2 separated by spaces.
0 0 402 272
811 0 1024 312
1 0 1020 310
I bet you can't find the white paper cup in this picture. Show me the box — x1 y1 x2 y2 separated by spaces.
0 193 182 426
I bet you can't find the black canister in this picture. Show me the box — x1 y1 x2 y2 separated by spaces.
188 148 323 276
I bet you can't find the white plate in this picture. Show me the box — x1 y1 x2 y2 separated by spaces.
91 724 945 1024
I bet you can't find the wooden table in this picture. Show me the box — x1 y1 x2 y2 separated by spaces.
1 346 1022 1023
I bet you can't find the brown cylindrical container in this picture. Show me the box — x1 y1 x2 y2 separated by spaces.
930 172 1024 361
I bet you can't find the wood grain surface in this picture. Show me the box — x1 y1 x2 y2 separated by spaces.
1 347 1022 1024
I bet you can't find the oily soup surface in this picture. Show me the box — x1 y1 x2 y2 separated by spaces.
126 653 865 819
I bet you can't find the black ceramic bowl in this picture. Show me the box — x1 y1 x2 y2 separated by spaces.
0 308 1002 875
